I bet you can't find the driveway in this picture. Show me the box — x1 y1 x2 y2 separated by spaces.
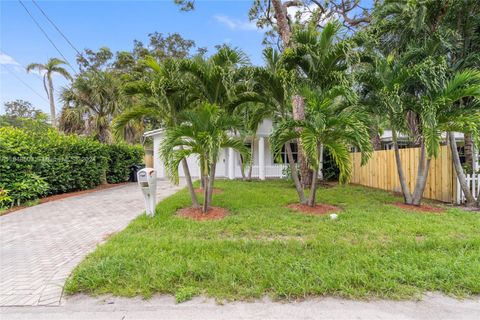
0 181 184 307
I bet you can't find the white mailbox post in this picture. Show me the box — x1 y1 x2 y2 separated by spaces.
137 168 157 217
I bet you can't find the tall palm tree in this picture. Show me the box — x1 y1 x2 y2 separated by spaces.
252 47 307 203
360 51 480 205
161 103 250 213
285 21 359 188
114 57 200 208
271 87 372 207
26 58 72 127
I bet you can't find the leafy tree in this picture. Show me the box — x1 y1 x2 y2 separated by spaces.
26 58 72 127
59 70 124 143
1 100 49 131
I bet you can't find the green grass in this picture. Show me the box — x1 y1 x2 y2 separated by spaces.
65 180 480 302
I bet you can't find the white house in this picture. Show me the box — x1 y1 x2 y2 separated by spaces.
144 120 479 180
144 119 292 180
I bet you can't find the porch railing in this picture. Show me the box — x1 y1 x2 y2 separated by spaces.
235 164 288 178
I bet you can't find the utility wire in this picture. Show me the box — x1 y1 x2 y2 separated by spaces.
1 65 50 104
17 0 78 75
31 0 82 56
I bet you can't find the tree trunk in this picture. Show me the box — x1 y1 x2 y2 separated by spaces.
411 141 431 206
449 132 475 206
286 143 306 204
370 126 382 151
48 76 56 127
318 144 324 181
207 160 216 208
292 94 312 188
271 0 310 188
307 145 321 207
392 128 413 204
181 158 200 209
271 0 291 46
247 137 255 181
202 169 209 214
464 133 474 173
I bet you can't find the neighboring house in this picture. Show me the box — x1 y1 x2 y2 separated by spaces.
144 121 479 179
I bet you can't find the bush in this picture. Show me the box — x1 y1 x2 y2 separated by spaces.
0 127 108 206
105 144 144 183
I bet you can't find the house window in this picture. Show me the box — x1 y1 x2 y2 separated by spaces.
239 143 251 164
274 143 298 164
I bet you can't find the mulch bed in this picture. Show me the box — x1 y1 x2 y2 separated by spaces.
287 203 341 215
0 183 128 216
177 206 229 221
392 202 445 214
194 188 223 194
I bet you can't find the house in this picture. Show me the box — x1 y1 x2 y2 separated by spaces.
144 120 479 179
144 119 290 180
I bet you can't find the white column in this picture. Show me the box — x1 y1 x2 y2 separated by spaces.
228 148 235 180
259 136 265 180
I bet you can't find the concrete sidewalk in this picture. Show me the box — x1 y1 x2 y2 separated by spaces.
0 181 184 307
0 293 478 320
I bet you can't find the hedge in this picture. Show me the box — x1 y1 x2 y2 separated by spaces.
0 127 144 207
106 144 143 184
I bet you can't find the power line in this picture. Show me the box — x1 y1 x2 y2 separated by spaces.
17 0 78 75
31 0 82 56
1 65 50 104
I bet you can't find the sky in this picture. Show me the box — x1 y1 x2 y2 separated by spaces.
0 0 266 114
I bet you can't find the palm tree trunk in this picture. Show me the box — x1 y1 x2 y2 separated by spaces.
207 160 216 208
318 144 324 181
307 145 320 207
392 128 413 204
247 137 255 181
370 126 382 151
449 132 475 206
48 76 56 127
202 172 209 213
464 133 474 172
286 143 306 204
292 94 312 188
411 140 431 206
181 158 200 209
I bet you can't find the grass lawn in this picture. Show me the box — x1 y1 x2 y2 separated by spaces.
65 180 480 302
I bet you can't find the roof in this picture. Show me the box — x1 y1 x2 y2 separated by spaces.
143 129 164 138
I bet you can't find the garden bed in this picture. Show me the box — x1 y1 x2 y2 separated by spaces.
65 180 480 302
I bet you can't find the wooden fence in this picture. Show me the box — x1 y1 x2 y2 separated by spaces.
350 145 456 203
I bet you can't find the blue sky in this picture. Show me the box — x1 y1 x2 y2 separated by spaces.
0 0 265 114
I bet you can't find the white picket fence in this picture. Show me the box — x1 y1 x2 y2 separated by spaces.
456 173 480 204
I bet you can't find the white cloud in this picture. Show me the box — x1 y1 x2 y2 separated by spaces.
0 53 20 66
214 15 259 31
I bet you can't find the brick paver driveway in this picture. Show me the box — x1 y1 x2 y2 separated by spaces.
0 181 184 307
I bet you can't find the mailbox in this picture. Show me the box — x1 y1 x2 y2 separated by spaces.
137 168 157 217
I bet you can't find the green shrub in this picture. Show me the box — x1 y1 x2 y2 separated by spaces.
105 144 144 183
0 127 108 206
9 174 48 206
0 188 12 208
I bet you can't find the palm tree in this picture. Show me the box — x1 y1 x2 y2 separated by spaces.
252 47 307 203
161 103 250 213
60 70 123 143
285 21 359 188
271 87 372 207
26 58 72 127
114 57 200 208
360 51 480 205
